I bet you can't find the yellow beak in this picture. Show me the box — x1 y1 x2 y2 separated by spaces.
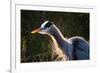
31 28 41 34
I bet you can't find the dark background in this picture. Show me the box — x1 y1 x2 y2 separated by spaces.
21 10 89 62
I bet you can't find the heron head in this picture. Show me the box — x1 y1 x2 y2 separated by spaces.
31 20 54 34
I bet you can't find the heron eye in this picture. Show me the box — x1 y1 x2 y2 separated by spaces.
45 21 52 28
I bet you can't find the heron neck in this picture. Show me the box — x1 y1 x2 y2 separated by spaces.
52 25 66 48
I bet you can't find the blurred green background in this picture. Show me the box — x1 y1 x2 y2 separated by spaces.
21 10 89 63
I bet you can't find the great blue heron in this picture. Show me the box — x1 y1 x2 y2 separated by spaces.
31 21 89 60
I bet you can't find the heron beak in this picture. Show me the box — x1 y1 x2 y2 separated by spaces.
31 28 41 34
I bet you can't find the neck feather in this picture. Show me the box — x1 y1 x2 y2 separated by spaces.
51 25 66 48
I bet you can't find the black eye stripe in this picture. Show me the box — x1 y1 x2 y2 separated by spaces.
45 21 52 28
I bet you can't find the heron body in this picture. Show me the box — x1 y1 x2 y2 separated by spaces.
31 21 89 60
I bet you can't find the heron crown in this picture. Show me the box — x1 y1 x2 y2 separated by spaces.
41 20 53 29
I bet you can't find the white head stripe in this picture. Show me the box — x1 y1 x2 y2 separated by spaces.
41 21 49 28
